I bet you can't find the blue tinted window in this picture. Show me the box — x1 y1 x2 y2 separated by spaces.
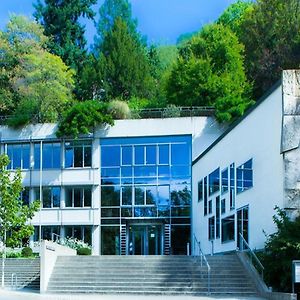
7 145 13 169
134 187 144 205
101 167 120 178
146 186 157 205
158 185 169 205
7 144 30 170
122 187 132 205
171 144 189 165
159 144 169 165
65 144 73 168
209 168 220 196
121 166 132 177
122 146 132 165
101 146 120 167
134 166 156 177
158 166 170 177
43 143 52 169
13 145 22 169
34 143 40 169
146 145 156 165
22 144 30 169
52 187 60 207
134 146 144 165
52 143 61 168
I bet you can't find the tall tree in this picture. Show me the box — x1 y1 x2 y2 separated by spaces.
34 0 96 72
166 23 253 122
240 0 300 97
0 154 39 248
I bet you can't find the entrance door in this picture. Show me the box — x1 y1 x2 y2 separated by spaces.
129 225 162 255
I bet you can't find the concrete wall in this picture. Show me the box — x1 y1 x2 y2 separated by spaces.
40 240 76 292
192 85 284 254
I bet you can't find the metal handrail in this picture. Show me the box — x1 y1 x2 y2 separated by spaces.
238 233 264 279
193 234 211 295
51 233 61 243
11 273 17 289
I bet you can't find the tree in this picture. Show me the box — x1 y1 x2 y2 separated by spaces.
166 23 253 122
0 154 39 248
260 207 300 292
0 16 74 127
239 0 300 97
34 0 97 72
91 18 154 100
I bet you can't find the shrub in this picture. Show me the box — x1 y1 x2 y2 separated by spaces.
162 105 181 118
21 247 33 257
77 247 92 255
108 100 131 119
1 251 21 258
59 237 91 251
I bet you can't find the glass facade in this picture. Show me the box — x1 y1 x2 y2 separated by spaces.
100 135 191 255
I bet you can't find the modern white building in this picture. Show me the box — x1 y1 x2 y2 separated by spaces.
0 70 299 256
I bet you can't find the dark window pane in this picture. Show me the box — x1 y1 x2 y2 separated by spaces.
146 186 157 205
171 207 190 217
221 199 226 214
222 215 235 243
122 146 132 165
121 208 132 217
74 147 83 167
73 226 82 240
134 187 144 205
209 217 215 240
171 144 189 165
134 146 144 165
7 145 13 169
65 189 73 207
52 143 61 168
171 185 190 206
159 144 169 165
84 189 92 207
171 226 190 255
158 206 170 217
101 146 120 167
198 180 203 202
52 187 60 208
14 145 22 169
221 168 228 194
84 227 92 245
146 145 156 165
21 188 30 206
102 208 120 217
101 167 120 178
84 146 92 167
65 226 73 238
101 186 120 206
42 144 52 169
42 188 51 208
74 189 82 207
209 168 220 195
65 144 73 168
101 226 120 255
122 187 132 205
22 144 30 169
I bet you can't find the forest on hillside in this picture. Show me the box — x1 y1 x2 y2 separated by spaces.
0 0 299 136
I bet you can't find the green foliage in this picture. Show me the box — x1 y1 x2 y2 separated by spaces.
2 251 21 258
239 0 300 97
0 154 40 248
0 16 74 126
259 207 300 292
21 247 33 257
176 31 198 45
59 237 91 250
166 23 253 122
156 45 178 72
77 247 92 255
34 0 96 72
56 100 114 138
162 105 181 118
108 100 131 119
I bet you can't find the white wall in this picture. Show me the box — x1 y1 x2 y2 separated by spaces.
192 85 284 254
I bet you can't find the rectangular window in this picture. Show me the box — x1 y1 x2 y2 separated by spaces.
230 163 235 210
65 140 92 168
65 187 92 207
237 206 249 250
121 186 132 205
198 180 203 202
121 146 132 166
65 225 92 245
34 142 61 169
216 196 220 239
208 168 220 196
35 187 61 208
20 187 30 206
102 146 120 167
158 144 169 165
34 226 60 242
208 200 212 214
6 143 30 170
221 168 228 194
221 215 235 243
208 216 215 240
221 198 226 214
204 177 208 216
236 159 253 194
101 186 120 206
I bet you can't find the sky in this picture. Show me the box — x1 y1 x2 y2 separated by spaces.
0 0 237 46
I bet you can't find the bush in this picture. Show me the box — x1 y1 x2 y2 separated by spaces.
162 105 181 118
59 237 91 251
108 100 131 119
21 247 33 257
1 251 21 258
77 247 92 255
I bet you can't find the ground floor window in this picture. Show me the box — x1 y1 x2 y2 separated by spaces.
237 206 249 250
101 226 120 255
34 226 59 241
65 226 92 245
171 225 190 255
221 215 235 243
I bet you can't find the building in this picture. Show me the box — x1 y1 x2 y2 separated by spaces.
0 70 299 256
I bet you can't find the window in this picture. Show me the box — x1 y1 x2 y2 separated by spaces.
209 168 220 196
208 200 212 214
65 140 92 168
101 186 120 206
121 146 132 165
20 187 30 206
134 186 158 205
216 196 220 239
221 168 228 194
6 144 30 170
208 216 215 240
204 177 208 216
236 159 253 194
230 163 235 210
171 144 189 165
65 187 92 207
34 187 61 208
34 142 61 169
121 186 132 205
158 144 169 165
221 199 226 214
237 206 249 250
198 180 203 202
65 226 92 245
34 226 59 241
221 215 235 243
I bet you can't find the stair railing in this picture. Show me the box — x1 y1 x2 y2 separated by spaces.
193 234 211 295
11 273 17 290
52 233 61 243
238 233 264 279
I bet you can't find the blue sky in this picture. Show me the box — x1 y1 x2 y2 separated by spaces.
0 0 237 45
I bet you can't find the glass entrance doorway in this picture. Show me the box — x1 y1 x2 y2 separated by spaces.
129 225 162 255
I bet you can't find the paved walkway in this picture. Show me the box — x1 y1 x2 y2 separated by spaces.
0 290 266 300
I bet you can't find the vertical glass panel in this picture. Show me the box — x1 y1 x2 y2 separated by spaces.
65 189 73 207
52 187 60 208
171 185 190 206
101 186 120 206
84 226 92 245
171 144 189 165
146 145 156 165
198 180 203 202
208 200 212 214
42 188 51 208
34 143 41 170
73 226 82 240
101 146 120 167
74 146 83 167
209 168 220 196
43 143 52 169
134 145 144 165
221 168 228 194
101 226 120 255
158 185 170 205
121 166 132 177
158 206 170 217
52 143 61 168
74 188 82 207
134 187 144 205
171 226 190 255
221 215 235 243
13 145 22 169
65 144 73 168
158 166 169 177
146 186 157 205
122 186 132 205
65 226 73 238
216 196 220 239
221 198 226 214
84 188 92 207
208 217 215 240
21 188 30 206
7 145 13 169
159 144 169 165
22 144 30 169
84 146 92 167
122 146 132 165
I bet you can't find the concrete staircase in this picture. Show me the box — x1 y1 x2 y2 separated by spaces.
47 254 259 296
0 258 40 290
